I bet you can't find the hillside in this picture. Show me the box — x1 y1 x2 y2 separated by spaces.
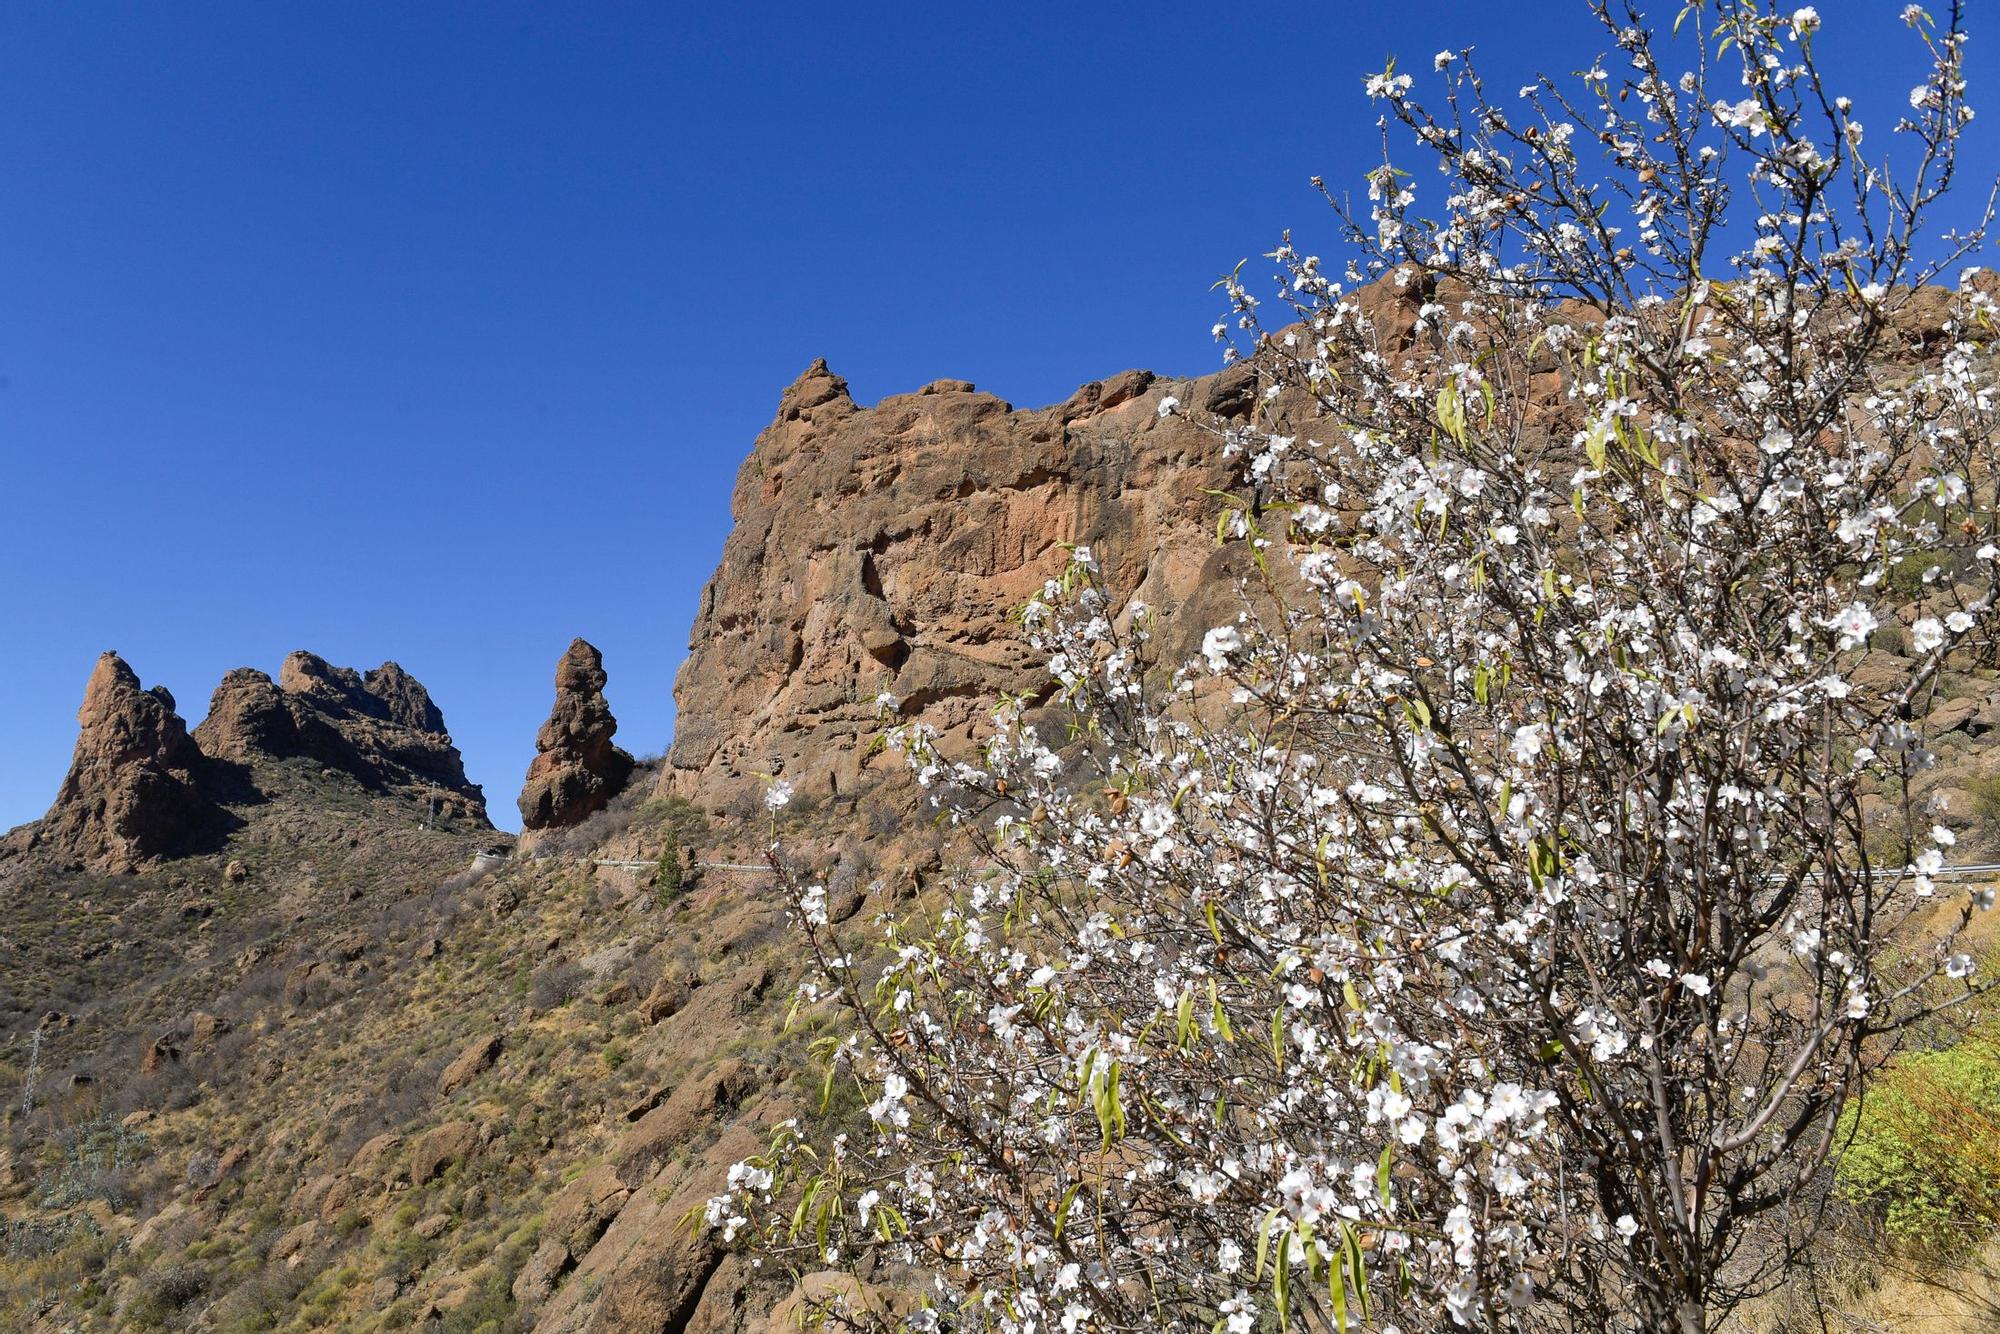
8 287 2000 1330
0 350 1266 1331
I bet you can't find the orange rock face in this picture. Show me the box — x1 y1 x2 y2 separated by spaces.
660 358 1257 815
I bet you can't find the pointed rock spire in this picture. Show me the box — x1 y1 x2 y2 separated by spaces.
519 638 636 830
36 652 222 873
778 358 853 421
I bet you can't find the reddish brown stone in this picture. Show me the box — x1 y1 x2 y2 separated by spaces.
518 638 635 830
28 653 222 873
658 357 1247 816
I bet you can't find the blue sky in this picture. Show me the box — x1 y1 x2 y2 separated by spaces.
1 2 1990 832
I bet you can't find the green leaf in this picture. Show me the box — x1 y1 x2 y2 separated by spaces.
1274 1231 1293 1330
1093 1061 1126 1147
1344 1222 1370 1315
1053 1181 1083 1239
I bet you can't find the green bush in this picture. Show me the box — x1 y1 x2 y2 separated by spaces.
1837 1031 2000 1248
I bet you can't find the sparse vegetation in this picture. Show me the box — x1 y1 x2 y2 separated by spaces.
529 961 588 1010
0 733 790 1327
1838 1026 2000 1249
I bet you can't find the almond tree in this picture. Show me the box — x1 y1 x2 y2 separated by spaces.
708 3 2000 1330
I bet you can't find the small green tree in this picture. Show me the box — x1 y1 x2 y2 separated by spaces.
652 827 683 904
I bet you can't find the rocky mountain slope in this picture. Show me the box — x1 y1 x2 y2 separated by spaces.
8 291 2000 1330
0 349 1261 1331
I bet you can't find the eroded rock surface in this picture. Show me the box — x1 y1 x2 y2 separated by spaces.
519 638 635 830
23 653 224 873
194 651 488 824
660 358 1253 814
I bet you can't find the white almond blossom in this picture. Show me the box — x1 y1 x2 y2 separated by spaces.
710 6 2000 1333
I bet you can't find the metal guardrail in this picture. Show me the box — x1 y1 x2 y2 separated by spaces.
1768 862 2000 884
594 858 774 874
1911 862 2000 879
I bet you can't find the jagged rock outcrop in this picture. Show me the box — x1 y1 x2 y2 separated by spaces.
660 358 1256 815
23 653 226 873
519 638 636 830
194 651 489 825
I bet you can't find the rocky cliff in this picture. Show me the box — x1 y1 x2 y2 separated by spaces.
655 276 2000 825
660 357 1257 815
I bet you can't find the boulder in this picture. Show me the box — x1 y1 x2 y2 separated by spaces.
639 977 688 1026
188 1011 230 1045
349 1133 404 1185
518 638 636 830
1929 696 1982 734
317 1175 361 1222
437 1033 502 1096
141 1035 181 1076
411 1120 479 1183
273 1220 320 1262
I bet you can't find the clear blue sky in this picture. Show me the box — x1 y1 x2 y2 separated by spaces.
1 2 1989 832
